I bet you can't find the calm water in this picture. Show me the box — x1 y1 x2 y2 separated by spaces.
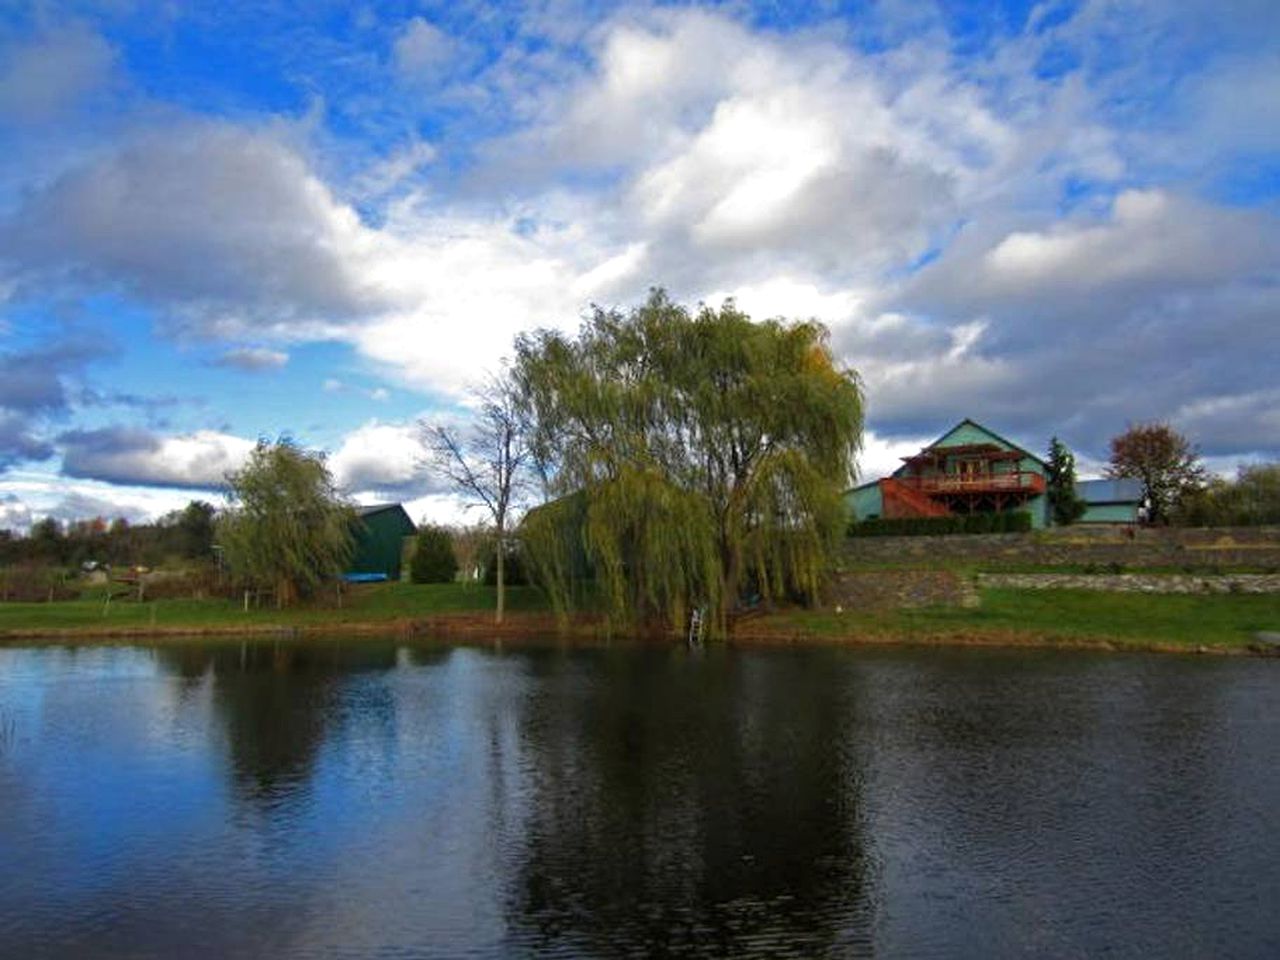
1 640 1278 959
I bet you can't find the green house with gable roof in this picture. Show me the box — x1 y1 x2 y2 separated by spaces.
847 419 1051 528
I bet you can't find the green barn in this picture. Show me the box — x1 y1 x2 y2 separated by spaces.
346 504 417 581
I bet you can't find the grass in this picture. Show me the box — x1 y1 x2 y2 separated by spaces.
2 579 1276 652
0 581 550 636
758 588 1280 649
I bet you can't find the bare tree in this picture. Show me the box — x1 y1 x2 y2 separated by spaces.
423 368 532 623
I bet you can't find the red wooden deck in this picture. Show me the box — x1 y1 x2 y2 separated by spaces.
896 471 1046 495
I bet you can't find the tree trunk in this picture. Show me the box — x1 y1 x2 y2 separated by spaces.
717 533 738 638
495 524 506 625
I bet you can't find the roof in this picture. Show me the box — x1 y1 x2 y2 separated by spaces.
852 418 1050 488
886 419 1046 480
1077 478 1144 504
353 503 417 534
933 418 1048 468
356 503 409 518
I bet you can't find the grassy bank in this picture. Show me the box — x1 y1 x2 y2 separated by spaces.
754 588 1279 650
0 582 550 636
1 581 1275 654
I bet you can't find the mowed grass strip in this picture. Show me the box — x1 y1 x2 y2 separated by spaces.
2 582 1275 650
762 588 1280 649
0 582 549 635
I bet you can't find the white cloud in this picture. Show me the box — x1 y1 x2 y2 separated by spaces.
393 18 456 79
320 379 394 402
855 430 934 484
353 139 438 198
2 1 1277 497
0 22 117 122
215 346 289 371
0 468 203 527
59 427 254 489
980 190 1278 295
0 493 32 532
328 420 439 495
396 492 475 527
348 208 590 394
3 122 391 334
1170 388 1280 456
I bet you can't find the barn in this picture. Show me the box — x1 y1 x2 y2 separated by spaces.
1076 478 1145 525
345 504 417 582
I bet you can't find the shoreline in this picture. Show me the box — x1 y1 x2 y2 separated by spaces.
1 611 1273 657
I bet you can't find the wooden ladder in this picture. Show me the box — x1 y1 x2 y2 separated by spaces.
688 607 706 647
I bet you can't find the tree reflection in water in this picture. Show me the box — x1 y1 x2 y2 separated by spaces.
503 647 877 957
154 640 400 808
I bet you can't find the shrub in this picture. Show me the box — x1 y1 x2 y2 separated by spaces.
482 544 528 586
410 526 459 584
139 565 229 600
0 564 79 602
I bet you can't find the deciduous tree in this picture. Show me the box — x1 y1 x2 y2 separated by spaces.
515 289 864 634
217 438 354 607
422 368 532 623
1175 462 1280 526
1106 422 1206 523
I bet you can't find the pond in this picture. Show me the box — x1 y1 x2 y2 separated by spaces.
1 639 1277 958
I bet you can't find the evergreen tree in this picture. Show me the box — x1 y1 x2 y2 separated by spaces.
410 525 459 583
1046 437 1087 526
177 500 217 559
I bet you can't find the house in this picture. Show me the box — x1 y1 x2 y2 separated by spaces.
847 419 1051 528
1076 478 1145 525
345 504 417 582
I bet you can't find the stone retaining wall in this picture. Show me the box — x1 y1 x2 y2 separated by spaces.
978 573 1280 594
842 526 1280 569
827 570 978 610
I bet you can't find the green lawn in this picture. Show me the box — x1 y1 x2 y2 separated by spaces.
761 588 1280 649
0 581 549 635
3 581 1275 651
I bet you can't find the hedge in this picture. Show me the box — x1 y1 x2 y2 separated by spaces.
848 511 1033 538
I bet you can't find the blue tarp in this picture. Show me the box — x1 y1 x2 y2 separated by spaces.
342 572 389 583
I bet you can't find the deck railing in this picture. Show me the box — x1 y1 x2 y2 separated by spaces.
897 471 1046 495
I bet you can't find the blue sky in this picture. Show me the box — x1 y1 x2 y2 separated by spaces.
1 0 1278 528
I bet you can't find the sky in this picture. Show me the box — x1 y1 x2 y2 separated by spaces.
0 0 1277 530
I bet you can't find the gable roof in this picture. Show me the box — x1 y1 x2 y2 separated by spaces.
354 503 417 531
356 503 408 518
916 418 1048 468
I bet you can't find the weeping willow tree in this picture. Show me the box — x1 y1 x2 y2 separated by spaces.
218 438 355 608
516 289 863 634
